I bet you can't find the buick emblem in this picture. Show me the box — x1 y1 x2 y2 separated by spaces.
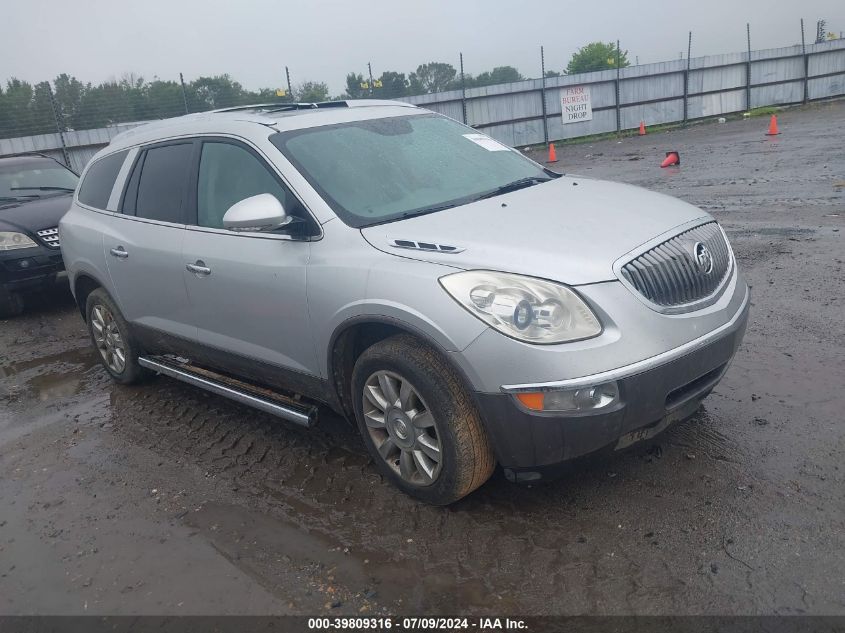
693 242 714 274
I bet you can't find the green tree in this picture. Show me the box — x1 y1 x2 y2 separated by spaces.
377 71 408 98
0 79 56 137
565 42 630 74
544 70 561 78
53 74 87 129
408 62 457 94
344 72 367 99
145 78 190 118
190 74 249 110
253 87 289 103
32 82 57 133
472 66 524 88
0 79 35 137
295 80 330 102
75 80 132 128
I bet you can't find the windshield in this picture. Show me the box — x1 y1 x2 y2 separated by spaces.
0 159 79 202
271 114 556 227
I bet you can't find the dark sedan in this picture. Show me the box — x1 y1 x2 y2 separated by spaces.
0 154 78 316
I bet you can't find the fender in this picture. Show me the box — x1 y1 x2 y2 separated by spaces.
326 313 486 415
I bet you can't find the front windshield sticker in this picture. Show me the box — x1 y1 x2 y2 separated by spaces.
462 133 510 152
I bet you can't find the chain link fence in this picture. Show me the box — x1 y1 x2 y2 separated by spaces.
1 18 843 171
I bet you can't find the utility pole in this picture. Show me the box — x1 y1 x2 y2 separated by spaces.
367 62 375 97
746 23 752 111
285 66 293 101
540 46 549 145
683 31 692 125
179 73 189 114
615 40 621 134
801 19 809 103
459 53 468 124
46 83 70 168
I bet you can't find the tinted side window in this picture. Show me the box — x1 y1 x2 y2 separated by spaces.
78 150 128 209
135 143 193 223
196 142 291 229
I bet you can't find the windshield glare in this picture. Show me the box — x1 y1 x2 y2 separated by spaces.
0 160 79 200
272 114 552 227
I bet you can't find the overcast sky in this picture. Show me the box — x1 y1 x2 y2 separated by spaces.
4 0 844 94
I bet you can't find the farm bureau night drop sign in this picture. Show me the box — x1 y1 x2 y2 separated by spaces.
560 86 593 123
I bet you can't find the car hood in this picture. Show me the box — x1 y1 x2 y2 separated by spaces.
0 194 73 234
360 175 711 285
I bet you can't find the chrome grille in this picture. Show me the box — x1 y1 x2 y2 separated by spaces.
36 227 60 249
620 222 731 309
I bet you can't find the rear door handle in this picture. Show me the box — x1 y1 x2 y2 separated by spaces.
186 260 211 276
110 246 128 259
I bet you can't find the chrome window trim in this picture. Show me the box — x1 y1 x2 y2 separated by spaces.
612 219 735 315
501 284 749 393
75 132 325 240
74 200 186 229
183 223 321 242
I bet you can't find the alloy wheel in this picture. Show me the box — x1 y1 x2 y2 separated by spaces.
91 304 126 374
362 370 443 486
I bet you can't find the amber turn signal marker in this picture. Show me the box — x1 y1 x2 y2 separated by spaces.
515 392 545 411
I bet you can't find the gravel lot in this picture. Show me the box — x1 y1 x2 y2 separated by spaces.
1 101 843 616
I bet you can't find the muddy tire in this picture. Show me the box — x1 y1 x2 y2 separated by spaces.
85 288 149 385
351 334 495 505
0 287 25 318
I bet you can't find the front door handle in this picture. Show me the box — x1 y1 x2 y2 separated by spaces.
109 246 128 259
186 260 211 276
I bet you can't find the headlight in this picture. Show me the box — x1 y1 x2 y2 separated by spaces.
0 232 38 251
439 270 602 344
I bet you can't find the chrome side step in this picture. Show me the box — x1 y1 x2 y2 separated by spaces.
138 356 316 427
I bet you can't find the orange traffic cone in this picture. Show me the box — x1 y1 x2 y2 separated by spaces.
660 151 680 168
547 143 558 163
765 114 780 135
639 121 646 136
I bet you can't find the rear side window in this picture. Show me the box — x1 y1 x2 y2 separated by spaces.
78 150 128 209
124 143 193 223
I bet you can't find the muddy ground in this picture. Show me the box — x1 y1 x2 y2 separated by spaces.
1 101 843 616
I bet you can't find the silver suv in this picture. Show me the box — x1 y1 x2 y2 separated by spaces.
60 100 749 504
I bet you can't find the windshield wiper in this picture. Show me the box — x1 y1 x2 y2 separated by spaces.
473 176 553 202
362 175 557 227
10 186 75 192
367 201 466 226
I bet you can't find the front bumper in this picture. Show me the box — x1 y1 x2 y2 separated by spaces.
474 288 750 480
0 245 65 293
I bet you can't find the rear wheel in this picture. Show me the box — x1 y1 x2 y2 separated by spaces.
85 288 149 384
351 334 495 505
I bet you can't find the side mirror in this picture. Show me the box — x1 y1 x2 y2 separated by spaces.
222 193 292 232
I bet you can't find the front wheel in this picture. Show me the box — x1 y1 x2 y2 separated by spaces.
85 288 149 384
351 334 495 505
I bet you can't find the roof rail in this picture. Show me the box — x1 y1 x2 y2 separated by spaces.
213 101 350 114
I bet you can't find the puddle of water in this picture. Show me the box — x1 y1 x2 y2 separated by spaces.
185 500 518 613
27 371 84 401
0 346 95 379
0 347 98 402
